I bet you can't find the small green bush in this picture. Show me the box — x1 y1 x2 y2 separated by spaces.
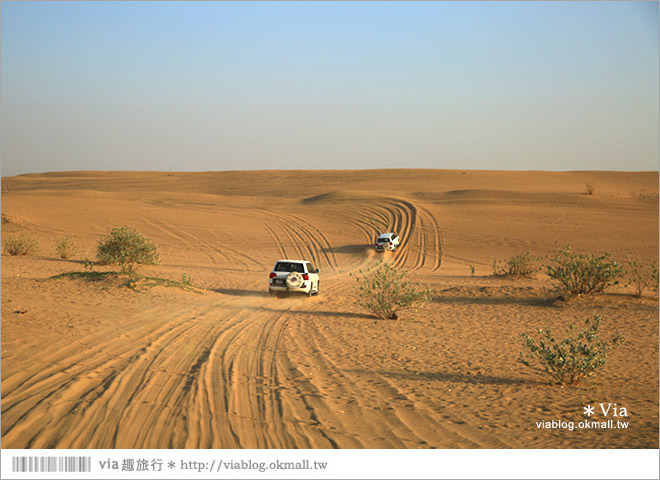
506 251 540 276
546 245 622 298
55 236 78 259
492 252 539 276
3 233 40 256
97 225 160 273
352 262 431 320
84 257 95 272
625 256 659 298
491 258 502 276
520 314 622 386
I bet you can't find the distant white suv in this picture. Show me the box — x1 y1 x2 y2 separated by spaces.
375 232 400 252
269 259 320 297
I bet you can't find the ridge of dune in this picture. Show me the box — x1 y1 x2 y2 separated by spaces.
3 169 657 198
301 190 383 204
412 188 657 207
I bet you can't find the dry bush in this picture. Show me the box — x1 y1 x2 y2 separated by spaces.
3 233 40 256
55 236 78 259
493 251 540 276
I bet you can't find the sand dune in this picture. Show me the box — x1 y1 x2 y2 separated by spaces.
1 169 658 448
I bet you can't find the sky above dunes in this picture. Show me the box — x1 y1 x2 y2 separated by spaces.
1 1 658 176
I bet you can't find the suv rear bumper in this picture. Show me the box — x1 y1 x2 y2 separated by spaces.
269 282 311 293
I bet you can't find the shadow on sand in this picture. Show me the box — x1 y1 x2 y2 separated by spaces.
349 368 543 387
257 305 374 320
214 288 269 297
432 295 556 307
321 244 373 255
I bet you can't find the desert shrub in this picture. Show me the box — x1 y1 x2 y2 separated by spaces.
585 183 595 195
493 251 540 276
625 256 659 298
520 314 622 386
84 257 95 272
352 262 431 320
546 245 622 298
506 251 540 276
97 225 160 273
491 258 502 276
3 233 40 256
55 236 78 259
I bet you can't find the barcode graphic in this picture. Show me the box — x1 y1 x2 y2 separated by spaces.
11 456 92 473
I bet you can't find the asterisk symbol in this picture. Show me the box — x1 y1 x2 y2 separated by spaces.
168 461 176 469
583 405 595 417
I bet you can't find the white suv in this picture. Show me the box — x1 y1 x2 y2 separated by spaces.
375 232 400 252
269 259 320 297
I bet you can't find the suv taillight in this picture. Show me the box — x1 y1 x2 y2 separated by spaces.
302 273 309 281
269 272 277 278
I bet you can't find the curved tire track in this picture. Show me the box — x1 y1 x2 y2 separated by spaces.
1 295 333 448
253 210 339 272
337 198 442 273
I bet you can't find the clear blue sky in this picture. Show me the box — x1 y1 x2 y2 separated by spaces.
1 1 658 176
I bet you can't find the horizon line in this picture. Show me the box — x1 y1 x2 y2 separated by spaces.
3 167 659 178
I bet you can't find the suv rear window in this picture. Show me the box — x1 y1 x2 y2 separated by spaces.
274 262 304 273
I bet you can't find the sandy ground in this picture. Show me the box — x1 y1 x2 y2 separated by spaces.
1 169 658 449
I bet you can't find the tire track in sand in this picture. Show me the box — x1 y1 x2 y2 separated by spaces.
1 293 349 448
143 219 227 266
253 216 289 259
415 205 444 272
145 219 265 271
371 199 443 272
332 198 444 274
253 210 338 272
265 211 339 272
283 213 339 271
2 301 226 448
280 288 513 448
342 199 417 271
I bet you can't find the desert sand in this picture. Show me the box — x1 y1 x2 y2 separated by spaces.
1 169 658 449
